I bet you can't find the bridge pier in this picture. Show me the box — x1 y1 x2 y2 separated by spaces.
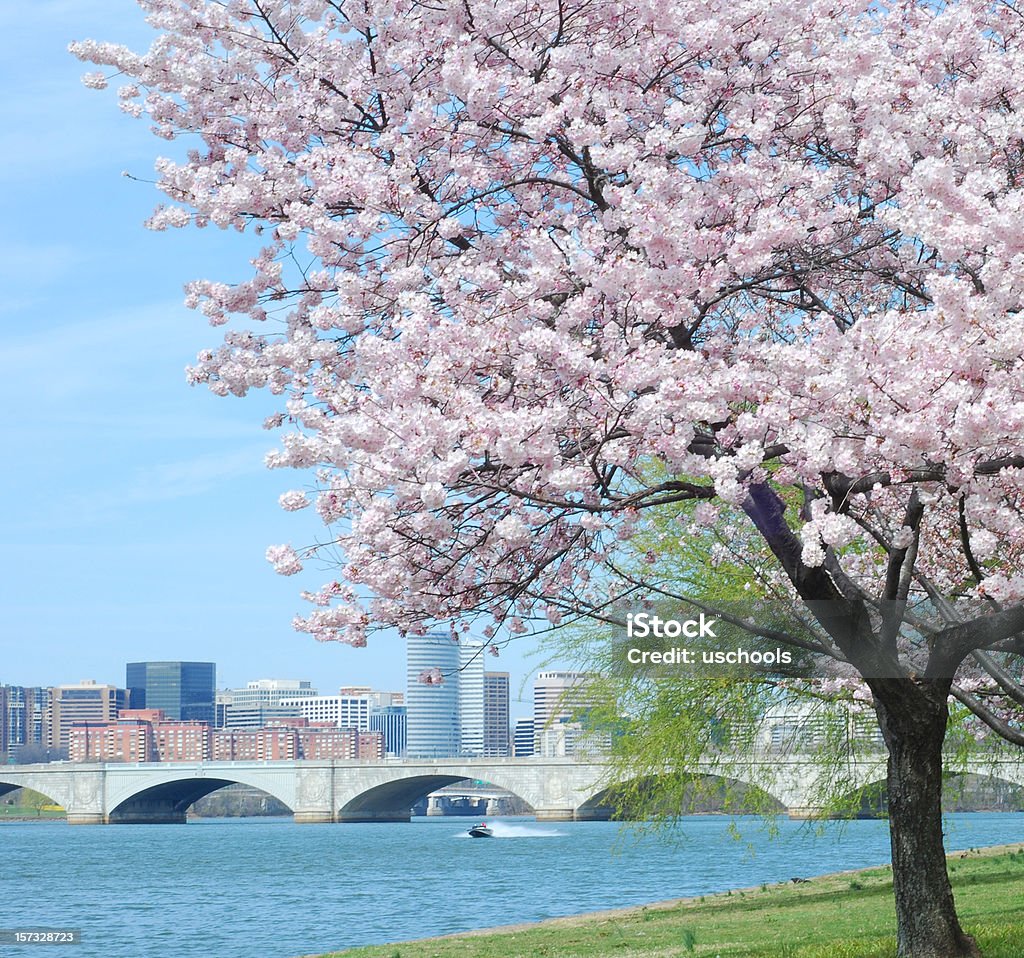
573 806 612 821
534 808 577 822
293 810 335 824
787 806 832 820
67 812 106 826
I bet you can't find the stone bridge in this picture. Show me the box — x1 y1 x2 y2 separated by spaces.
2 754 1023 825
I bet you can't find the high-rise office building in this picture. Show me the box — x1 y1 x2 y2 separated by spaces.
483 672 511 757
126 662 216 724
458 642 485 757
533 670 601 756
406 633 460 758
369 705 407 757
513 717 535 757
48 680 127 751
534 670 585 731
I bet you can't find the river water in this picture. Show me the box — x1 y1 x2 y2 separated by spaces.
1 813 1021 958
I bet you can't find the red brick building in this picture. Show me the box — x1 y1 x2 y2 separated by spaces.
69 720 153 763
154 721 211 761
210 727 299 761
69 714 384 762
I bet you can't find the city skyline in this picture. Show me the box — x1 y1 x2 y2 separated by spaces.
1 660 547 761
0 653 543 712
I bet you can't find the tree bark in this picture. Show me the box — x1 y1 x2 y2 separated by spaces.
874 685 981 958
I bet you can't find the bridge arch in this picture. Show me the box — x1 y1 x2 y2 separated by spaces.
829 766 1024 819
106 769 296 824
577 770 789 821
0 778 67 812
337 772 535 823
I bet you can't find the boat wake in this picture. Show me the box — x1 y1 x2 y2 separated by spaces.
456 820 565 838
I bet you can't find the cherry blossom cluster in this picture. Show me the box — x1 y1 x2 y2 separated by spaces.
71 1 1024 725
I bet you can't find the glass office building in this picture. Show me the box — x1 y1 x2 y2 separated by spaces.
369 705 407 757
126 661 216 724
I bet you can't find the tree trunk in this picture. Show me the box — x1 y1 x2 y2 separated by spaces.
874 688 981 958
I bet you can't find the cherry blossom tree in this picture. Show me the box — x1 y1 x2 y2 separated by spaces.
73 1 1024 954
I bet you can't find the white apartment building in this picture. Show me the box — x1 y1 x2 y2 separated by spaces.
218 679 318 729
279 688 404 729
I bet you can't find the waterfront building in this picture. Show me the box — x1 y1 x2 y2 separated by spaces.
126 662 216 724
512 717 535 757
210 724 384 761
69 710 212 762
754 701 884 753
458 642 486 757
483 672 511 757
48 680 127 751
153 720 212 761
291 722 383 760
70 719 153 763
210 726 299 761
405 633 460 758
369 705 407 757
64 709 383 763
296 725 349 760
356 731 385 759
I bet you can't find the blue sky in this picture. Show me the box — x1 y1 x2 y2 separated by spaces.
1 1 553 710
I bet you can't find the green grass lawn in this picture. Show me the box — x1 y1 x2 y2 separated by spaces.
0 804 65 819
318 845 1024 958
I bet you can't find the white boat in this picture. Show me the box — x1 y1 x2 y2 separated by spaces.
468 822 493 838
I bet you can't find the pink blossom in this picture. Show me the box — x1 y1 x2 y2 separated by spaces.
278 490 310 512
70 1 1024 707
80 72 108 89
265 544 302 576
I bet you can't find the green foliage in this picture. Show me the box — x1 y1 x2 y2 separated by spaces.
554 492 885 825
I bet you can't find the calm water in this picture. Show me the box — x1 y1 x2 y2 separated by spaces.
1 813 1022 958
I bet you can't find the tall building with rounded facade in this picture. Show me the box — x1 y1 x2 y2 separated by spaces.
405 633 460 758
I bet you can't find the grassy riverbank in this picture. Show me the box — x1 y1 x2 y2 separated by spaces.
319 844 1024 958
0 805 65 820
